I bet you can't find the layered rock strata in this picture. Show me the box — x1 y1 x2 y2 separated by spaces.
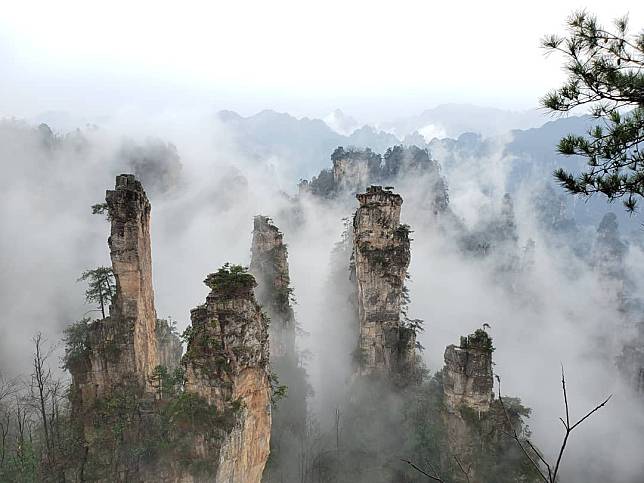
353 185 415 379
72 174 161 409
250 216 308 482
249 216 295 358
69 176 271 482
443 329 494 413
183 266 272 483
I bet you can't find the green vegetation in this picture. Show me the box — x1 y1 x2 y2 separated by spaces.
204 263 256 294
91 202 110 220
543 11 644 212
79 369 243 480
269 372 288 406
77 266 116 319
62 318 91 371
461 329 495 352
149 365 185 400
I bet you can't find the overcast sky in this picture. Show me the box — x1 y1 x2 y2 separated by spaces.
1 0 642 123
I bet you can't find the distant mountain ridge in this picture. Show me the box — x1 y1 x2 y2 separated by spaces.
216 109 399 178
379 103 548 139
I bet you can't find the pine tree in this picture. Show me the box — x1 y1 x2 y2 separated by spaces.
542 11 644 212
77 267 116 318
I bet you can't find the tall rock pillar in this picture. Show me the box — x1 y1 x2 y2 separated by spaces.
182 265 272 483
250 216 308 482
443 330 494 413
106 174 159 390
442 329 495 483
353 185 415 379
249 216 295 358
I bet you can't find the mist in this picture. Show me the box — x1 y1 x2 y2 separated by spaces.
1 106 644 482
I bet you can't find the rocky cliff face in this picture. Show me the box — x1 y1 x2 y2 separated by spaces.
353 185 415 379
442 330 494 480
67 175 176 480
249 216 295 358
443 329 494 413
69 176 271 482
107 174 160 391
592 212 628 303
72 174 160 408
183 265 271 483
249 216 309 482
301 146 449 211
440 330 528 483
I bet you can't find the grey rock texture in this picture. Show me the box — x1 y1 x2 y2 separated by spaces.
353 185 415 379
443 329 494 413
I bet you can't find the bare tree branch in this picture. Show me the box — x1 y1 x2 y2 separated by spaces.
400 458 445 482
453 455 472 483
498 368 611 483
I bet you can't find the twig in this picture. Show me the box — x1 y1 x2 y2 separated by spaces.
551 366 612 482
497 368 611 483
453 455 472 483
497 378 550 482
400 458 444 482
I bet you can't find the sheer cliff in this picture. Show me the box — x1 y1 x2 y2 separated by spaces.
353 186 416 380
440 330 539 483
249 216 308 482
183 264 272 483
67 176 271 482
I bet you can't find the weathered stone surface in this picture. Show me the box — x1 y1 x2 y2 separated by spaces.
107 174 160 391
249 216 295 358
353 185 415 379
68 175 167 481
250 216 309 483
183 269 271 483
442 329 494 413
72 174 160 407
69 177 272 482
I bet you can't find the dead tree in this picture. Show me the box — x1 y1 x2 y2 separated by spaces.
497 367 611 483
403 368 610 482
0 411 9 467
0 373 17 406
401 455 471 483
29 333 54 466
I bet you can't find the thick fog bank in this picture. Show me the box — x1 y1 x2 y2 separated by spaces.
1 114 643 482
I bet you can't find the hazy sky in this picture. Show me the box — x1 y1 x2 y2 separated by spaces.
1 0 642 122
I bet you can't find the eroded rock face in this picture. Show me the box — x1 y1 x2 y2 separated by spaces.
353 185 415 379
183 268 271 483
249 216 295 358
107 174 160 391
69 177 273 482
442 330 494 413
250 216 309 483
72 174 160 408
332 148 380 193
67 175 171 481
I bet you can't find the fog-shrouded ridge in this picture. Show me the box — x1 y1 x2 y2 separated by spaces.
1 108 643 482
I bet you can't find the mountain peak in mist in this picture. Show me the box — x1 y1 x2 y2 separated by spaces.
381 103 547 139
323 109 360 136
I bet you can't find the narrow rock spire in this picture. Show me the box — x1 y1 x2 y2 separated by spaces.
183 264 272 483
442 329 494 413
353 185 415 379
106 173 159 390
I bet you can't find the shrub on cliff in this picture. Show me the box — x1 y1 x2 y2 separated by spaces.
204 263 256 295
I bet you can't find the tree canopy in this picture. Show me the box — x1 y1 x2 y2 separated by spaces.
77 267 116 319
542 11 644 212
